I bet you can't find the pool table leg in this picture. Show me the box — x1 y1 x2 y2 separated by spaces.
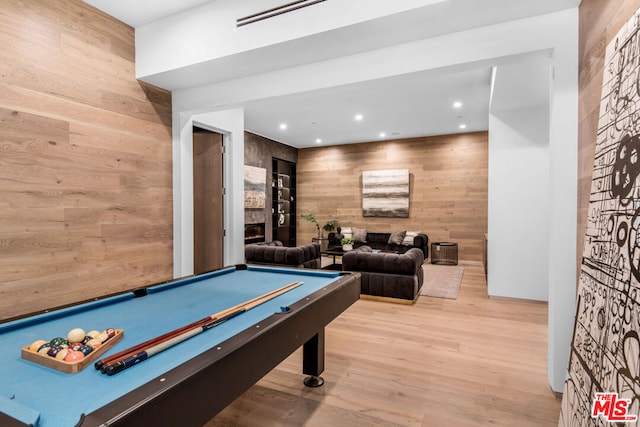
302 329 325 387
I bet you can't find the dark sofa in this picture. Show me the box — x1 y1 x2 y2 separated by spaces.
328 227 428 258
245 241 321 269
342 246 425 302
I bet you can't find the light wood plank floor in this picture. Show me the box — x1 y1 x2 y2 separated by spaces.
206 261 561 426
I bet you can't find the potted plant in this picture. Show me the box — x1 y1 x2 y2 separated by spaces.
341 237 354 251
300 214 338 239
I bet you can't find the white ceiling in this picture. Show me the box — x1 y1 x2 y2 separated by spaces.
83 0 580 148
243 67 493 147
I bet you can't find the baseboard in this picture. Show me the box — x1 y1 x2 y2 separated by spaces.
359 294 417 305
488 295 549 304
424 259 482 266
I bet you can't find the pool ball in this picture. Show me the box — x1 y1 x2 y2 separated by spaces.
37 343 52 354
55 348 69 360
69 342 83 351
86 330 101 339
77 345 93 356
81 336 93 345
47 345 63 358
66 328 85 343
96 332 109 343
29 340 47 352
104 328 116 339
85 338 102 349
49 337 69 348
64 350 84 362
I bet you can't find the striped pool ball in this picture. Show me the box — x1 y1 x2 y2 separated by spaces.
49 337 69 348
47 345 63 358
77 345 93 356
28 340 47 352
37 343 52 354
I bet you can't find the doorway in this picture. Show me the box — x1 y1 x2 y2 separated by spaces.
193 126 224 274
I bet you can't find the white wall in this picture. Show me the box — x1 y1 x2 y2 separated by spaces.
172 108 245 278
546 18 579 390
488 105 550 300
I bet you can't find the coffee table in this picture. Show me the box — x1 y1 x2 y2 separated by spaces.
320 248 345 270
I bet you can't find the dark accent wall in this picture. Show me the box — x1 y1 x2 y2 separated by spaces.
244 132 297 241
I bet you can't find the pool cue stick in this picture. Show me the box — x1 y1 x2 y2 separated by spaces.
95 317 210 370
95 280 303 370
99 281 303 375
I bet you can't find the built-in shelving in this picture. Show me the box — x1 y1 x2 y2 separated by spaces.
272 158 296 246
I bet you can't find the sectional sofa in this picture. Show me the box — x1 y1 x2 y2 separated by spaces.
342 246 425 303
244 241 321 269
327 227 428 258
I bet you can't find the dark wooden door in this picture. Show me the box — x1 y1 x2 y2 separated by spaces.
193 127 224 274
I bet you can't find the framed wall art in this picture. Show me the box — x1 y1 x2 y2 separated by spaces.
244 165 266 209
362 169 409 218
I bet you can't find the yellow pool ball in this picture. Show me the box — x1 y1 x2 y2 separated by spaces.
29 339 47 352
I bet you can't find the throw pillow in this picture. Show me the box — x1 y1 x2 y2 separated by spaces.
402 231 420 246
388 231 406 245
352 228 367 242
341 227 353 239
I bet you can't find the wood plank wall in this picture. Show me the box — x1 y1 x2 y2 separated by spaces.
0 0 173 320
297 132 487 261
577 0 640 283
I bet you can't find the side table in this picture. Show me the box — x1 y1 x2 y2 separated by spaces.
431 242 458 265
312 237 329 251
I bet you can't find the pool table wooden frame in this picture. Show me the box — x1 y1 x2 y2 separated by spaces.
0 266 360 427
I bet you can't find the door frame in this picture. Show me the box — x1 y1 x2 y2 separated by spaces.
172 109 245 278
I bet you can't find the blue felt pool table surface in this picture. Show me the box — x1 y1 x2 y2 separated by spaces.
0 266 344 427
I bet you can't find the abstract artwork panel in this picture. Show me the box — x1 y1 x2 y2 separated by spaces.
362 169 409 217
559 9 640 426
244 165 266 209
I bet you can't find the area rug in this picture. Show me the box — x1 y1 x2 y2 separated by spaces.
420 264 464 299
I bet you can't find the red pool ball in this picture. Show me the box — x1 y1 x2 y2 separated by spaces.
64 350 84 362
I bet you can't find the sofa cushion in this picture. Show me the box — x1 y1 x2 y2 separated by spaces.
341 227 353 239
352 227 367 242
388 231 406 245
402 231 420 245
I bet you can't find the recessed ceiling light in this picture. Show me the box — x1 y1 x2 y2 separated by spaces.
279 123 287 130
315 138 322 144
354 114 363 121
379 132 386 138
453 101 462 108
459 124 467 129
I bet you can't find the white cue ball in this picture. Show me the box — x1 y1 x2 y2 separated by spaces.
67 328 86 343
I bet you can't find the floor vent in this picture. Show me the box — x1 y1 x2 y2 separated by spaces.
237 0 327 27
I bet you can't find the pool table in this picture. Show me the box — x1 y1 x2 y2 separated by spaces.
0 265 360 427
